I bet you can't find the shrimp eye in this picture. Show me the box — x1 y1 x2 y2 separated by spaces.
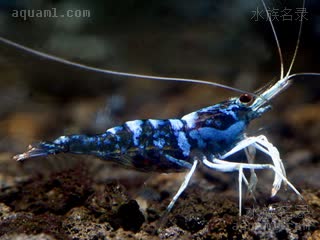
239 94 254 105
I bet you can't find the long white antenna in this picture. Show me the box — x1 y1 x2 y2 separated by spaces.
0 36 251 95
260 0 284 79
261 0 306 79
287 72 320 80
286 0 305 77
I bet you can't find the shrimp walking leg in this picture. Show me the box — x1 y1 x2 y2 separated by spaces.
245 146 258 196
221 135 287 196
166 159 199 213
202 157 302 216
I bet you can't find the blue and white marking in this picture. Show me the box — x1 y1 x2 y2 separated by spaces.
126 120 143 146
177 131 190 156
181 112 198 128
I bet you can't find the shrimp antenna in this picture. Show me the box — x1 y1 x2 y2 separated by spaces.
286 0 305 77
257 0 318 105
261 0 306 79
0 36 251 95
286 72 320 80
283 0 320 81
260 0 284 80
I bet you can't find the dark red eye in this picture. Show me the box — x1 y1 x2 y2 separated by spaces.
239 94 254 105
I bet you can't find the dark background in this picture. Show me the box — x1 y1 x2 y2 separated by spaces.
0 1 319 238
0 0 319 153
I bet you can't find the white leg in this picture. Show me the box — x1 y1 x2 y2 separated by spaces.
166 159 198 213
238 165 243 216
221 135 286 196
252 137 287 195
202 157 302 216
244 146 258 194
202 157 247 216
207 158 301 197
156 159 198 231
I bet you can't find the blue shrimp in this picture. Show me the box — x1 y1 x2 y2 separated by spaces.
12 76 301 216
3 0 316 217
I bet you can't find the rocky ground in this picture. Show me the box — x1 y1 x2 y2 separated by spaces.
0 74 318 239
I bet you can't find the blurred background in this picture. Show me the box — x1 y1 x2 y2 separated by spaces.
0 0 319 238
0 0 319 183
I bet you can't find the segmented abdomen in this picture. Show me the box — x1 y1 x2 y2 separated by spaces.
84 119 193 172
